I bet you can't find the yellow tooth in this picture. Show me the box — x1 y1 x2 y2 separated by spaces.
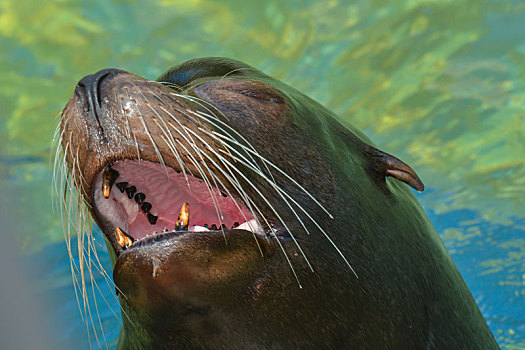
115 226 133 248
102 166 119 199
176 202 190 230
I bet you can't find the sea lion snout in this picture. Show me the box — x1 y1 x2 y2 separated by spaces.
75 68 126 124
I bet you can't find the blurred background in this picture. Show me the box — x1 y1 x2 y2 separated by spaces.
0 0 523 348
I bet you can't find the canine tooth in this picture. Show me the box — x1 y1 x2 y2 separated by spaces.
141 202 152 213
115 226 134 248
135 192 146 204
147 213 158 225
102 166 119 199
175 202 189 231
116 182 128 193
125 186 137 199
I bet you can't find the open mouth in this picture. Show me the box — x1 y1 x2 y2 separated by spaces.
92 159 263 249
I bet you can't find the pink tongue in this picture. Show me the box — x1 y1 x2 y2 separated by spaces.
111 160 253 239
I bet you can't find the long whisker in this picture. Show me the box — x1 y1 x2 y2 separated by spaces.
154 104 228 232
210 130 333 219
203 127 356 276
218 67 257 80
151 95 315 283
167 93 273 181
117 91 132 139
130 83 168 176
183 126 311 273
175 123 267 248
150 92 266 246
168 121 302 279
146 92 193 188
218 146 357 277
200 148 304 286
54 125 130 347
191 126 315 267
173 128 268 257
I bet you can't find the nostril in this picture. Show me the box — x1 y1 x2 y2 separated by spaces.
75 80 87 98
94 71 110 110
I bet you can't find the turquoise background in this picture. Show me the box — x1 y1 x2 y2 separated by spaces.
0 0 523 348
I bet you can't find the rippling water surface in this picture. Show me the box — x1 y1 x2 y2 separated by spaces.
0 0 523 348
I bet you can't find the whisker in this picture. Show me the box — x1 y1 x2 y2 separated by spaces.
211 136 357 277
210 131 333 219
153 95 263 243
146 91 194 188
156 105 227 230
175 131 268 257
130 83 168 177
167 93 273 181
53 131 129 347
117 91 132 139
124 88 143 162
156 80 183 92
219 146 357 277
186 128 314 274
178 127 305 284
150 97 312 282
218 67 257 80
85 224 108 349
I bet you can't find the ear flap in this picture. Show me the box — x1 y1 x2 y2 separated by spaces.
368 147 424 192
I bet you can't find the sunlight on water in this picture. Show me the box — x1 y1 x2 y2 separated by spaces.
0 0 523 348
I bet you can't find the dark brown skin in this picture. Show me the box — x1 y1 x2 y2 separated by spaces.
61 58 499 349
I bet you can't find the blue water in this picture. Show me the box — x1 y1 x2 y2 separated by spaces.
423 207 525 347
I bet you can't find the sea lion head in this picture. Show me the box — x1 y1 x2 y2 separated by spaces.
57 58 495 349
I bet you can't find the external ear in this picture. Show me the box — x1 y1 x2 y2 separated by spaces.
367 147 424 192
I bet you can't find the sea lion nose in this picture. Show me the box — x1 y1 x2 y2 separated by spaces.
75 68 125 122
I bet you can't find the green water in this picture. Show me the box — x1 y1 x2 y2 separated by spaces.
0 0 523 348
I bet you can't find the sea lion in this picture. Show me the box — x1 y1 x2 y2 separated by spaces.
58 57 499 349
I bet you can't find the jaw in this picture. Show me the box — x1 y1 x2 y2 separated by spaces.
112 226 276 349
86 157 285 312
